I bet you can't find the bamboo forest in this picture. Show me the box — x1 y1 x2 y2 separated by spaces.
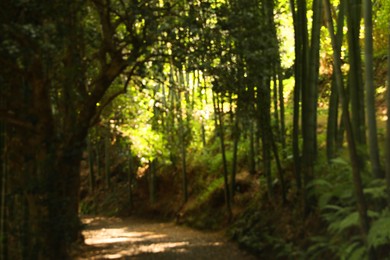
1 0 390 259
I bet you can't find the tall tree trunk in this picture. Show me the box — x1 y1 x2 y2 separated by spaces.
290 0 302 192
6 128 85 259
128 149 135 209
87 134 96 192
270 129 287 204
200 73 207 147
168 62 178 165
363 0 383 179
213 92 232 220
272 71 280 138
230 114 240 201
346 0 366 150
303 0 321 159
302 0 322 213
323 0 372 252
96 144 102 178
249 120 257 175
258 78 273 201
327 0 345 161
0 116 7 260
327 79 340 161
105 133 111 188
149 159 157 204
177 90 189 203
385 22 390 205
277 59 286 153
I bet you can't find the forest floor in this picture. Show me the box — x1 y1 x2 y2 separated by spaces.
74 216 257 259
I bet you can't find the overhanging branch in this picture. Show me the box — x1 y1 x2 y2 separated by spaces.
89 68 134 127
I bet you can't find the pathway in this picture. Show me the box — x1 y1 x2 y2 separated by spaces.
75 216 257 259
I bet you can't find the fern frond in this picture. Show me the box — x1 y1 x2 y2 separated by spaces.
330 157 350 166
339 212 359 231
363 179 387 200
346 245 366 260
306 236 334 259
368 215 390 248
307 178 332 189
329 211 359 234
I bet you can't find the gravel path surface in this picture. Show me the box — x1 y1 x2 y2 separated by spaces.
76 216 257 259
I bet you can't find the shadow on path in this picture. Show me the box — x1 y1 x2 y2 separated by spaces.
75 216 257 259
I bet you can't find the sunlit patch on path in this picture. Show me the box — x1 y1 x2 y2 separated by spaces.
76 217 256 259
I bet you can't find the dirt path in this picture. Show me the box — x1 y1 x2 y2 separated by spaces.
75 216 257 259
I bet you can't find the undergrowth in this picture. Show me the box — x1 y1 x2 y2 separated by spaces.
306 158 390 259
228 200 306 259
227 152 390 259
